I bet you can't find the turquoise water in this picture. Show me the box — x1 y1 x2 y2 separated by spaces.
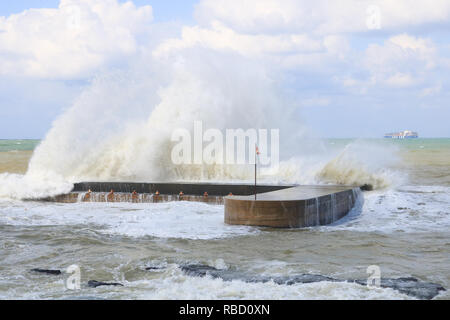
327 138 450 150
2 138 448 152
2 138 449 150
0 140 40 152
1 138 449 186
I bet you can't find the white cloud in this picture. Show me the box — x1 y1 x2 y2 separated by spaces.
153 21 323 59
153 0 448 102
420 83 442 97
385 73 416 87
0 0 152 79
1 0 449 140
153 22 354 73
300 97 331 107
194 0 450 34
363 34 436 87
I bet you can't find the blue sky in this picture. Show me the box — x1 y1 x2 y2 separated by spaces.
0 0 196 22
0 0 449 138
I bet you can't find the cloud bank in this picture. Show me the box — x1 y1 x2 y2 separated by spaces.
0 0 449 138
0 0 152 79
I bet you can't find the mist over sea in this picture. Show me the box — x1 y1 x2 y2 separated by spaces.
0 138 448 299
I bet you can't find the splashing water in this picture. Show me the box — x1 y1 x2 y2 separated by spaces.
0 52 401 199
316 141 403 189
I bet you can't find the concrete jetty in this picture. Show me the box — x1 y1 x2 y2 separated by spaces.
225 185 361 228
72 182 293 196
44 182 362 228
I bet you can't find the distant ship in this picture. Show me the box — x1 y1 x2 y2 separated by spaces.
384 130 419 139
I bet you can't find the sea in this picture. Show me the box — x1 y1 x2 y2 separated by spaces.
0 138 448 299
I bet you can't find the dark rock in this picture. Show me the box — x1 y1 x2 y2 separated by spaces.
274 274 339 285
180 265 337 285
354 277 445 300
180 264 445 300
31 268 62 275
180 264 237 282
145 266 165 271
87 280 123 288
360 184 374 191
180 264 221 277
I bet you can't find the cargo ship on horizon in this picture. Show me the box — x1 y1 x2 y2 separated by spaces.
384 130 419 139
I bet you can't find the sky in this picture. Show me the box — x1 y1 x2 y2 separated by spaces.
0 0 449 139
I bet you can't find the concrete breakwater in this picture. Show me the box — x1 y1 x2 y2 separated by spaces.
48 191 226 205
44 182 295 205
225 185 362 228
43 182 362 228
72 182 294 196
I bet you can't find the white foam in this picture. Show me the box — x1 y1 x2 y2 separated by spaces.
0 173 73 200
321 185 450 233
0 263 415 300
0 200 258 240
1 184 447 237
125 265 412 300
315 141 404 189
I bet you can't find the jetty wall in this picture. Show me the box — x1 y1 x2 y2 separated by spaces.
72 182 294 196
224 187 361 228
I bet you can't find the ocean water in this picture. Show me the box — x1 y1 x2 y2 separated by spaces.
0 138 449 299
0 140 39 175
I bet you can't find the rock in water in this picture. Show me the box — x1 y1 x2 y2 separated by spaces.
88 280 123 288
354 277 446 300
179 264 445 299
180 264 244 282
145 266 166 271
31 268 62 275
180 264 337 285
274 274 339 285
180 265 222 277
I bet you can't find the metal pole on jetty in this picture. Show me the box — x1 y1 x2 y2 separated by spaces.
255 145 260 200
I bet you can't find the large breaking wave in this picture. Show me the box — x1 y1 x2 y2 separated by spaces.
0 51 401 199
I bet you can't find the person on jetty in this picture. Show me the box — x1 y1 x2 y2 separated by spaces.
153 190 160 203
107 189 115 202
84 189 92 201
131 190 138 202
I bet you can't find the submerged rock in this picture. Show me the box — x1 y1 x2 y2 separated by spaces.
273 274 339 285
180 264 338 285
354 277 446 300
180 265 222 277
145 266 166 271
87 280 124 288
180 264 445 300
31 268 62 275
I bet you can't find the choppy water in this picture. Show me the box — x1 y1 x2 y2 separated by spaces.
0 140 39 175
0 139 449 299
